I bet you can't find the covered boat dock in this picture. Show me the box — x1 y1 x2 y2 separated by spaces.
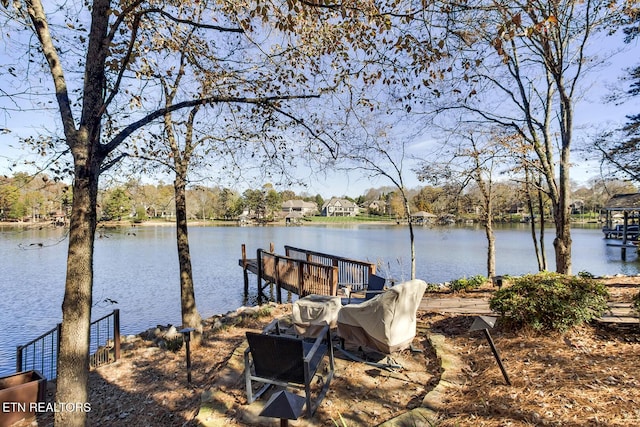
602 193 640 259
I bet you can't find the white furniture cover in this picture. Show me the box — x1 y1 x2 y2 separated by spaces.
292 294 342 337
337 279 428 353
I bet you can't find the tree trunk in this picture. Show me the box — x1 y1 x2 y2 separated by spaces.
484 214 496 279
409 219 416 280
402 194 416 280
537 183 548 271
554 104 573 275
553 205 572 275
55 151 99 427
174 173 203 344
525 184 543 271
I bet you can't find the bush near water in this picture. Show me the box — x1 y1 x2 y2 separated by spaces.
489 272 609 332
448 274 487 292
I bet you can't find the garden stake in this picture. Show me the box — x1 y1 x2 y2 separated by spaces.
470 316 511 386
179 327 196 383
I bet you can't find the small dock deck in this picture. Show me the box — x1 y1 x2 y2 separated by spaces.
239 244 376 302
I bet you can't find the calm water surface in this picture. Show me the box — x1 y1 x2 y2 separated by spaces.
1 223 637 375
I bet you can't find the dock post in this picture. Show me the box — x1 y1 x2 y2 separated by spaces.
275 255 282 304
622 212 629 261
257 249 264 301
242 244 249 295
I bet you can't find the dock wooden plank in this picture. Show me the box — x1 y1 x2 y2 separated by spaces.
239 258 259 274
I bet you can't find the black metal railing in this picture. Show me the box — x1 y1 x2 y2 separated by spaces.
15 323 60 381
16 309 120 380
89 310 121 369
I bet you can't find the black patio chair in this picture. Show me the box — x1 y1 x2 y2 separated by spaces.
244 324 334 417
342 273 387 305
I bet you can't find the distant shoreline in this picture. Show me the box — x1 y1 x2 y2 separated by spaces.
1 217 401 229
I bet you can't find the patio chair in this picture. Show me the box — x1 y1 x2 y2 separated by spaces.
341 273 387 305
244 324 334 417
337 279 428 354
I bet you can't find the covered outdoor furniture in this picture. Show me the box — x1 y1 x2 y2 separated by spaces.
341 273 386 305
244 324 335 417
337 279 428 354
292 294 342 337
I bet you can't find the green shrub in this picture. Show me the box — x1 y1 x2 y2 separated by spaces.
423 282 442 292
449 275 487 292
489 272 609 332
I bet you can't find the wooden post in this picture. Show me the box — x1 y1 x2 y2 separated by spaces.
298 263 305 296
331 266 339 296
275 255 282 304
257 249 264 300
241 244 249 295
623 211 629 261
270 242 275 253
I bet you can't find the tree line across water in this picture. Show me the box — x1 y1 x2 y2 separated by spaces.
2 172 637 224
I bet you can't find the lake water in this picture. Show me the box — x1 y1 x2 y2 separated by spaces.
1 222 638 376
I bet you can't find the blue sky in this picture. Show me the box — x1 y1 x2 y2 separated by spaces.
1 29 639 199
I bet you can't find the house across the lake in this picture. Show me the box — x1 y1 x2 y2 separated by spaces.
281 200 318 217
321 198 360 217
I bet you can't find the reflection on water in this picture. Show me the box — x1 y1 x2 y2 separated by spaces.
1 223 637 375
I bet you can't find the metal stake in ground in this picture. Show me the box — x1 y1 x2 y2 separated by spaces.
179 327 196 383
470 316 511 386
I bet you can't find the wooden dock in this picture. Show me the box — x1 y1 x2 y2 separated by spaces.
239 243 376 303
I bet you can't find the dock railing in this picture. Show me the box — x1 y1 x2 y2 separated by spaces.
16 309 120 380
284 245 376 292
259 249 339 301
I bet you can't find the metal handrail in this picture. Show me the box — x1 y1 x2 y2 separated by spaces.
16 309 120 380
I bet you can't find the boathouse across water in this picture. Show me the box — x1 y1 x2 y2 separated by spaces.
603 193 640 259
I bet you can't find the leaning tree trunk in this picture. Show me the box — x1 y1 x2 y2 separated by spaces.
174 173 203 344
55 152 100 427
525 184 543 271
537 183 548 271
